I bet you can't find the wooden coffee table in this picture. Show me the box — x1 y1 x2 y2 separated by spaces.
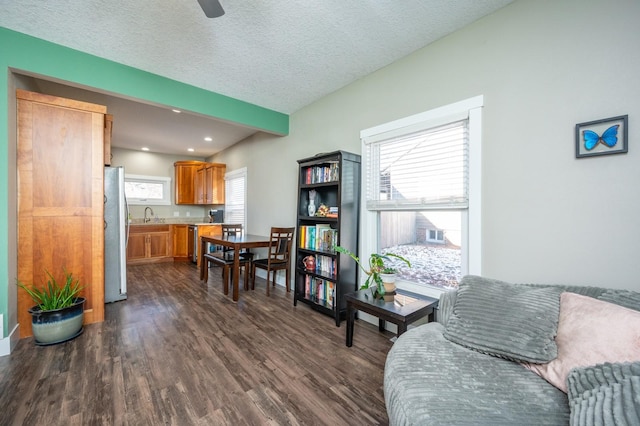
345 288 439 347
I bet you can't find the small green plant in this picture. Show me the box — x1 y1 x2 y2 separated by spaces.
334 246 411 295
17 269 84 311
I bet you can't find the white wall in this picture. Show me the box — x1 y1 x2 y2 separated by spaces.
213 0 640 291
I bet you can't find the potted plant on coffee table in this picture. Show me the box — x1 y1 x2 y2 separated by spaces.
17 269 85 346
334 245 411 298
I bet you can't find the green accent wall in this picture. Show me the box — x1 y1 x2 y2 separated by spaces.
0 26 289 338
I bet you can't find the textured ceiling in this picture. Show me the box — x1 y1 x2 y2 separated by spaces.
0 0 514 156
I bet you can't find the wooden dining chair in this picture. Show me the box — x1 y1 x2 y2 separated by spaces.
251 227 295 296
203 224 253 292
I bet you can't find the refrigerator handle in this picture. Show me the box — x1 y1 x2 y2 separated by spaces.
124 194 130 247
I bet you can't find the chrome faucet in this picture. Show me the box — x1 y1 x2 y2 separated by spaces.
144 206 154 223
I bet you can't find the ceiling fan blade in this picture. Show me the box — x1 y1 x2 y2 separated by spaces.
198 0 225 18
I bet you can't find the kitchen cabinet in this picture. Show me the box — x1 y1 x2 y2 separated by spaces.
204 163 225 204
16 89 106 337
175 160 205 204
195 166 205 204
173 224 190 260
196 224 222 267
127 225 172 264
174 161 225 205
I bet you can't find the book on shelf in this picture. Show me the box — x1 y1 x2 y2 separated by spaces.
316 278 324 301
326 281 335 306
325 206 339 218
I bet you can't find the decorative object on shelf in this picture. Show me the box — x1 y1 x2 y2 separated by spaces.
575 115 628 158
302 255 316 272
315 203 330 217
17 269 86 346
308 189 317 216
334 246 411 298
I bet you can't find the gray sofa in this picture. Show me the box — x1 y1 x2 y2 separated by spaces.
384 276 640 425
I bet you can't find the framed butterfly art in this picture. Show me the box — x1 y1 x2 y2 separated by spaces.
575 115 628 158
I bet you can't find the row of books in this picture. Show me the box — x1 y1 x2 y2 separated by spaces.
304 275 335 306
299 224 337 251
309 254 336 277
303 163 339 184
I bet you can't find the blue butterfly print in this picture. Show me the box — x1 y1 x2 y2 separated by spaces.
583 125 620 150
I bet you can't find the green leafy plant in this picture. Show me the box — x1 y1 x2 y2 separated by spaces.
17 269 84 311
334 246 411 295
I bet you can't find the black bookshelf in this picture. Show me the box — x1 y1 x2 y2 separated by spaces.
293 151 361 326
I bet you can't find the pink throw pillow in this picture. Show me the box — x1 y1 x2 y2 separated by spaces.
524 292 640 393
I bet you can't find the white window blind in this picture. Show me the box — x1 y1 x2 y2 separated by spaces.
224 168 247 227
364 120 468 211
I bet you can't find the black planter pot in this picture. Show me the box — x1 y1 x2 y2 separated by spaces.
28 297 85 346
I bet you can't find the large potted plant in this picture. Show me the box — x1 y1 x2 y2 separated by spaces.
334 246 411 298
17 269 85 346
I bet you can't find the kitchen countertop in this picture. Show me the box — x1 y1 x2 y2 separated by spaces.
129 220 223 226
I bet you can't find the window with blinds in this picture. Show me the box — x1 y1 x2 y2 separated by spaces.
224 168 247 228
361 118 472 291
365 120 468 211
359 96 482 294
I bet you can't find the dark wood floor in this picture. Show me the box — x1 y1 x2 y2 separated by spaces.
0 262 394 425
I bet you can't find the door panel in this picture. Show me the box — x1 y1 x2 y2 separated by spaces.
17 90 106 337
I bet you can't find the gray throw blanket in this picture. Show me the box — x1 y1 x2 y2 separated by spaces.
567 362 640 426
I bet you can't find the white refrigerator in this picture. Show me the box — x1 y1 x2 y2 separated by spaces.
104 166 128 303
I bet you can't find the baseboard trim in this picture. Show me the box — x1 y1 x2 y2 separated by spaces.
0 323 20 357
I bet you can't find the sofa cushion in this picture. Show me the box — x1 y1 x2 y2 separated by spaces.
384 322 570 425
443 275 561 363
524 292 640 392
567 362 640 425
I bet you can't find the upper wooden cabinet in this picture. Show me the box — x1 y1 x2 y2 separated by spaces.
174 161 225 205
204 163 225 204
195 166 205 204
175 160 204 204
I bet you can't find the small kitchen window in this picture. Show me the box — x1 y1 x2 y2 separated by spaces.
124 174 171 205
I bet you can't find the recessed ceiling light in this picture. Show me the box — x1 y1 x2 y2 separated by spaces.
204 137 213 142
172 109 181 113
141 147 150 151
187 148 195 152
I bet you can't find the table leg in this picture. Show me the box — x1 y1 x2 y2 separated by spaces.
199 238 206 280
378 318 386 332
346 302 355 347
397 322 408 336
232 249 240 302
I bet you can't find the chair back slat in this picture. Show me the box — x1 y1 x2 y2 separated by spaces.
221 224 243 253
268 227 295 263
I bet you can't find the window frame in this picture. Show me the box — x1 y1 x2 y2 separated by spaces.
427 229 445 244
360 96 483 297
224 167 247 229
124 174 172 206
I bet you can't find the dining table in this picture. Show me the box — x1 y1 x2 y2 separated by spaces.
199 233 272 302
